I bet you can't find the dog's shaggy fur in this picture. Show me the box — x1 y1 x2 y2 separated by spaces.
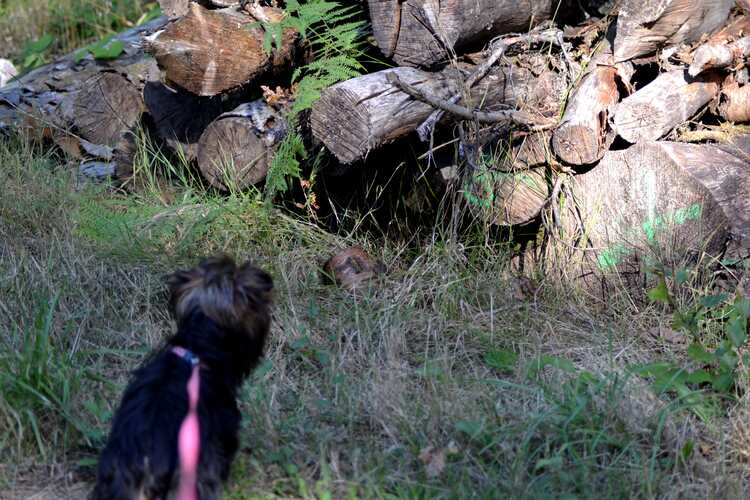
90 256 273 500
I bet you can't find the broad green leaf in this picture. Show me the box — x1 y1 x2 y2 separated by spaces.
685 369 712 384
733 296 750 318
711 372 734 392
700 293 728 309
90 40 124 60
455 420 484 440
26 34 54 54
675 269 690 285
727 316 747 348
648 280 669 303
687 343 714 364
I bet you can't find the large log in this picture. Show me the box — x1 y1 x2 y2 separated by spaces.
147 3 297 96
72 72 144 147
196 100 287 190
613 70 720 144
690 36 750 77
367 0 553 68
562 141 750 293
311 65 563 164
613 0 733 62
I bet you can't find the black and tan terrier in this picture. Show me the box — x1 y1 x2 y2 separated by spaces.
91 256 273 500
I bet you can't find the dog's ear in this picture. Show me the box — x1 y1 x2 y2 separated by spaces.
236 262 274 306
166 268 198 318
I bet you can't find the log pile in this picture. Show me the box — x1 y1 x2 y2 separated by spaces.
1 0 750 293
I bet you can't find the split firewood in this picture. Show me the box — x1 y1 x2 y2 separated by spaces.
367 0 553 68
311 65 563 164
552 34 621 166
143 81 224 161
613 70 721 143
564 140 750 293
717 80 750 122
196 100 288 189
147 3 297 96
689 36 750 77
613 0 734 62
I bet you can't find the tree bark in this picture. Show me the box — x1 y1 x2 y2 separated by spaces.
368 0 553 68
614 0 733 62
613 70 720 143
196 100 287 189
311 64 563 164
147 3 297 96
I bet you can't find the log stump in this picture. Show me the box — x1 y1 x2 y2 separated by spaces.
196 100 287 189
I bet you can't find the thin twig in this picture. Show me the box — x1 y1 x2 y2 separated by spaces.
386 72 557 129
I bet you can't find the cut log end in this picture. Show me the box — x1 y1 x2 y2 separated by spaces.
196 101 287 190
197 117 269 189
148 3 297 96
72 72 143 147
552 124 605 165
311 87 372 164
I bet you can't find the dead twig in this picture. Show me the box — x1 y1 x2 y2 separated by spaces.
416 28 567 141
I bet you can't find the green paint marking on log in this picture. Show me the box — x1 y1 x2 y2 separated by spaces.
462 167 544 209
597 202 703 269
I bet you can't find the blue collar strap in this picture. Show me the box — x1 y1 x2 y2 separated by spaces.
171 346 200 367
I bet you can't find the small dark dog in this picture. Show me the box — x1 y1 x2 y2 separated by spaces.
91 256 273 500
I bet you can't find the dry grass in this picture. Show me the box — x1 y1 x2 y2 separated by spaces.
0 136 748 499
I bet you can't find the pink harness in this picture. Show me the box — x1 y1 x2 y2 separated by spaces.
171 346 201 500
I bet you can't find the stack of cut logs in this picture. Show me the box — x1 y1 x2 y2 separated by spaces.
1 0 750 291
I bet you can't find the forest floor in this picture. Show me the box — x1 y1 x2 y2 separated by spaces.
1 1 750 499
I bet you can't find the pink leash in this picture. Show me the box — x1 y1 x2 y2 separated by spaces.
172 346 201 500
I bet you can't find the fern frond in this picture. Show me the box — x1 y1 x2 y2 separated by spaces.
260 0 368 200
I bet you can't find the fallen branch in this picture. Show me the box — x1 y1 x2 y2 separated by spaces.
416 28 566 141
689 36 750 76
386 73 556 130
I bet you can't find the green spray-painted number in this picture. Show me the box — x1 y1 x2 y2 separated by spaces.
598 202 703 269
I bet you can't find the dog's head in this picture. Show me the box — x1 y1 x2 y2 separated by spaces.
166 255 273 343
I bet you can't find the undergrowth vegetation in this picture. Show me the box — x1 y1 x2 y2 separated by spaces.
0 0 160 68
1 1 750 499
